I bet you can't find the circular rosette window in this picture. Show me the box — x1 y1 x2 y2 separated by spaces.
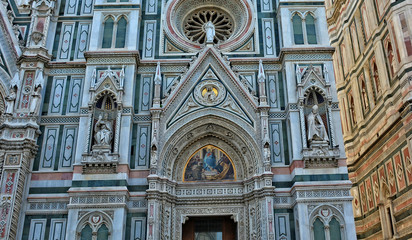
184 145 236 182
193 80 226 106
164 0 255 52
184 9 233 44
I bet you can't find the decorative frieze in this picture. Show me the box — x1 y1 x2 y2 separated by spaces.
40 117 80 124
175 187 243 197
28 202 68 211
70 195 126 206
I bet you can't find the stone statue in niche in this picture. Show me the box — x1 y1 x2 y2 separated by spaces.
204 21 215 44
5 87 17 115
307 105 329 143
30 86 42 115
94 113 113 148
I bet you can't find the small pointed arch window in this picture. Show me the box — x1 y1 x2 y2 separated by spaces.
372 61 381 95
102 17 115 48
360 76 369 112
313 218 326 240
102 15 128 49
329 217 342 240
292 13 304 44
97 224 109 240
80 224 93 240
292 11 318 45
348 93 357 126
115 16 127 48
306 13 317 44
310 209 345 240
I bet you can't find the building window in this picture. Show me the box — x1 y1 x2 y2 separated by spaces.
310 207 345 240
360 76 369 112
399 13 412 56
77 212 113 240
80 224 93 240
292 12 317 45
306 14 317 44
102 16 128 48
115 17 127 48
292 14 304 44
313 218 326 240
371 61 381 96
348 93 356 126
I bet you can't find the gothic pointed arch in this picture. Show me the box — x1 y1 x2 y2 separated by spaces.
158 115 262 181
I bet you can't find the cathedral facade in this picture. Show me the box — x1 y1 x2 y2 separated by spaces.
325 0 412 239
0 0 357 239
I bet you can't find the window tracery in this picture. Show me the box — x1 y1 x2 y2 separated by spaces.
310 206 345 240
183 9 233 44
102 15 128 48
292 12 317 45
77 212 113 240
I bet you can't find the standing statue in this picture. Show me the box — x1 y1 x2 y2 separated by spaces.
204 21 215 44
30 86 42 115
94 113 113 147
5 87 17 115
307 105 329 142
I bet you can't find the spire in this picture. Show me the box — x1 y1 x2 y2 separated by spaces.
296 64 301 83
11 72 20 88
91 68 97 88
120 65 125 88
258 60 268 106
153 62 162 108
34 68 44 88
258 59 265 83
154 62 161 85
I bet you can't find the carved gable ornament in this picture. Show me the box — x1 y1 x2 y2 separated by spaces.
167 66 252 128
163 47 257 129
297 64 331 101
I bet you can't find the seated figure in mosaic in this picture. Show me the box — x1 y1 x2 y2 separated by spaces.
94 113 113 147
307 105 329 143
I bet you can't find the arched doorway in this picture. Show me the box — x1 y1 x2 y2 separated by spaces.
182 216 237 240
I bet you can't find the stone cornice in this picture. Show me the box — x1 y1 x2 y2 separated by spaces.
84 50 140 65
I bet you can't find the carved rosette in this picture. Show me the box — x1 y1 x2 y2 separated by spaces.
193 79 226 106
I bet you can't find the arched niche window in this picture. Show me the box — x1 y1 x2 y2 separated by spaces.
102 15 128 49
0 91 5 116
360 77 369 112
329 217 342 240
385 40 395 77
92 94 117 151
313 218 326 240
306 14 317 44
292 14 304 44
80 224 92 240
115 17 127 48
371 61 381 96
102 17 114 48
77 212 113 240
310 207 345 240
348 93 357 126
292 12 317 45
304 90 330 145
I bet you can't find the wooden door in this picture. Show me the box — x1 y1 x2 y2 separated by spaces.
182 216 237 240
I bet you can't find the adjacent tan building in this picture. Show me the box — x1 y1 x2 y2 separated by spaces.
325 0 412 239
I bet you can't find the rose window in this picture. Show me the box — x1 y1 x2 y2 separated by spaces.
184 9 234 44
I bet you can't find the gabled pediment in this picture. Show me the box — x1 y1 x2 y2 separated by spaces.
297 65 330 98
163 47 257 129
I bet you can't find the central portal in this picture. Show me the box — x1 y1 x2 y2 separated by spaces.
182 216 237 240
